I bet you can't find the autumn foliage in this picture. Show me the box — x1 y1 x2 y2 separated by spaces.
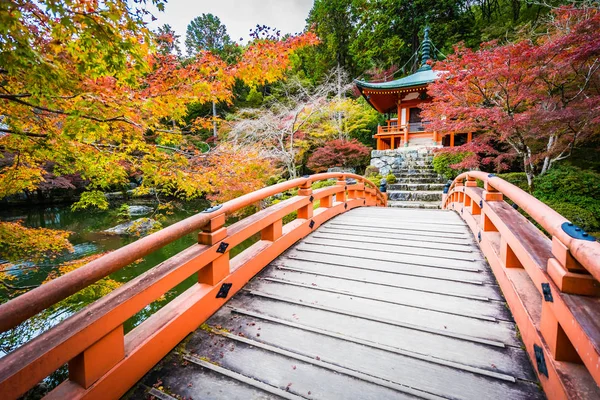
0 0 318 267
0 0 317 203
422 6 600 186
307 139 371 172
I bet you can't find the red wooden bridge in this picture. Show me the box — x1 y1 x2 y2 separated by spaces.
0 172 599 399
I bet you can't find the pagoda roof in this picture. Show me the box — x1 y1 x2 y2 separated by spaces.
354 67 441 91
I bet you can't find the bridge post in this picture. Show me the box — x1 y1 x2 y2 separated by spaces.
321 193 333 208
336 176 346 203
68 325 125 389
198 214 229 285
500 237 523 268
350 182 364 200
454 178 464 204
547 237 600 296
463 176 477 209
297 181 313 220
481 181 502 232
541 302 583 363
365 187 376 206
261 219 282 241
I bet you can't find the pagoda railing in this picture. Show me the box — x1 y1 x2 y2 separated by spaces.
0 173 386 400
443 171 600 399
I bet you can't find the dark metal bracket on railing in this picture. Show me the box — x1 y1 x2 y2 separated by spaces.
216 283 232 298
534 344 548 377
217 242 229 254
541 283 553 302
562 222 596 241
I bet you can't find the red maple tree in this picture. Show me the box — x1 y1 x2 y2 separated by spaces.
422 5 600 187
307 139 371 172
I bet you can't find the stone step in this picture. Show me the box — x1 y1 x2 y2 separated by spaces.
393 178 448 184
393 158 433 167
387 201 441 209
388 183 446 191
392 167 436 174
387 190 443 202
393 173 441 179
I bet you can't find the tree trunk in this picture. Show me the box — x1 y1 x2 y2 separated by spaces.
336 63 343 139
540 135 555 175
524 146 535 191
212 101 217 138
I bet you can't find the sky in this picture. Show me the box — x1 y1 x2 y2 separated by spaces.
146 0 315 52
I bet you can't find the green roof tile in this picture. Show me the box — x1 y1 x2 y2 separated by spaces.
354 69 441 90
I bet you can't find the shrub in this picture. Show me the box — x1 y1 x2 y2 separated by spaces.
432 151 472 180
364 166 380 177
534 165 600 209
497 172 529 192
385 173 397 184
544 201 599 233
533 165 600 233
367 174 383 186
311 180 336 190
307 139 371 172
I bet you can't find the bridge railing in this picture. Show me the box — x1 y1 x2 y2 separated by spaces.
443 171 600 399
0 173 386 400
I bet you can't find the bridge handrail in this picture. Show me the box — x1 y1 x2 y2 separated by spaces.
0 172 383 333
443 170 600 395
444 171 600 280
0 172 385 399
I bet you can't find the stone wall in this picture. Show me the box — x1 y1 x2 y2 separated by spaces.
369 148 435 176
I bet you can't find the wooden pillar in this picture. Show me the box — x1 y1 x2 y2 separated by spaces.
297 181 313 220
500 237 522 268
69 325 125 389
261 219 282 242
336 177 346 203
481 181 502 232
376 137 382 150
198 214 229 285
547 237 600 296
403 126 408 147
450 132 455 147
467 131 473 143
541 302 582 363
390 135 395 150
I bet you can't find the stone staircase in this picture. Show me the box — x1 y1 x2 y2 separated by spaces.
385 151 446 209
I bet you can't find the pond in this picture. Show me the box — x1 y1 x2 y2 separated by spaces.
0 200 259 358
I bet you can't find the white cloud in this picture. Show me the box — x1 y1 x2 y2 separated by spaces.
145 0 314 52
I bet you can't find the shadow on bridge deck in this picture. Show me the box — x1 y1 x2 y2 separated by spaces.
127 208 543 400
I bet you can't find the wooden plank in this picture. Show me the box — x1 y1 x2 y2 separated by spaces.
257 273 512 322
294 243 485 271
271 261 504 300
133 351 283 400
198 329 448 400
335 212 468 225
310 231 475 252
329 218 470 234
202 311 543 400
318 226 473 245
223 306 537 382
326 222 469 239
184 356 305 400
243 284 520 346
302 236 482 261
283 251 494 284
185 329 417 400
265 265 499 303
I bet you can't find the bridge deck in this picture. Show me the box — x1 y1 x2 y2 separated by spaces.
128 208 543 400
